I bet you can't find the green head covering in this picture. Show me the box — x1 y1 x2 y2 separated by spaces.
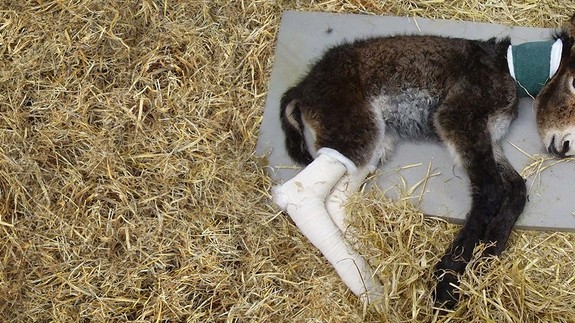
508 39 563 97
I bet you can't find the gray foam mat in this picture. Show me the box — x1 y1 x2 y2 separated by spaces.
256 11 575 231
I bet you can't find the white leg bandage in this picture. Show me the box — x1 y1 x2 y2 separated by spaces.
272 151 384 304
326 166 375 233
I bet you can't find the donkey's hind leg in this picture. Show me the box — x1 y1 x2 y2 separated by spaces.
324 165 384 303
272 148 384 304
326 165 376 233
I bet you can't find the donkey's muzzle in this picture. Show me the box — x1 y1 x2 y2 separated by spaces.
548 135 570 158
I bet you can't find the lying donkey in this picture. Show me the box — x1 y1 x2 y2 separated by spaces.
273 13 575 309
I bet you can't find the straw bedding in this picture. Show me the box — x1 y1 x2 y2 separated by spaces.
2 1 575 322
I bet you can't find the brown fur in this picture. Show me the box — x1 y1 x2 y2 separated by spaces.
279 16 575 310
536 14 575 157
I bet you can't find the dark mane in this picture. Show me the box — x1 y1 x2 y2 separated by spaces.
554 29 573 59
481 36 512 69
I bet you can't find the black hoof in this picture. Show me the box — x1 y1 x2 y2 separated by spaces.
433 272 460 312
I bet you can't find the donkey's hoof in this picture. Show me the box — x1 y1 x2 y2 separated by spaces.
433 273 460 311
359 280 386 305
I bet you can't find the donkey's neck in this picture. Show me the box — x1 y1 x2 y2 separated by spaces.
507 39 563 98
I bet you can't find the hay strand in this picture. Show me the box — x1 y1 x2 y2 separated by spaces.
2 1 575 322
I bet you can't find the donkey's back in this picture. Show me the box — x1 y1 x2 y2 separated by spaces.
282 35 517 168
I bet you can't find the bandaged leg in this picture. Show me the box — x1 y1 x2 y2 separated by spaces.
272 148 384 304
326 165 375 233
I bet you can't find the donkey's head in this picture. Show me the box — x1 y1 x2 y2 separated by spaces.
536 14 575 158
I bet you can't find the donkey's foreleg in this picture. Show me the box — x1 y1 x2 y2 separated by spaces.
434 205 495 309
434 149 525 309
433 116 506 309
272 148 384 304
482 146 527 256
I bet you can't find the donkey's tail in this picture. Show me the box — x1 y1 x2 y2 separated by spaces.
280 87 314 165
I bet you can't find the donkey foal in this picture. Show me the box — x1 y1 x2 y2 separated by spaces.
272 20 575 309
